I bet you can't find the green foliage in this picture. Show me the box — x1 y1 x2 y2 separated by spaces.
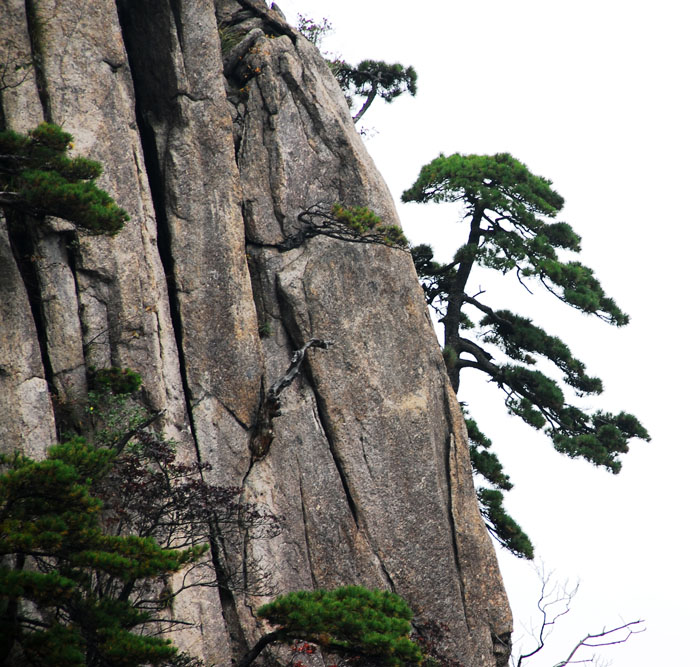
292 203 408 252
333 59 418 122
218 22 242 57
465 416 512 492
86 388 149 449
465 413 531 559
253 586 422 666
0 437 204 665
0 122 128 234
331 203 408 247
402 152 649 557
91 366 143 395
481 310 603 395
477 489 534 560
402 153 626 325
295 15 417 124
0 371 266 665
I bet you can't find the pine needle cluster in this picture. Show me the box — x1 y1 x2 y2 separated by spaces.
0 122 128 234
245 586 422 667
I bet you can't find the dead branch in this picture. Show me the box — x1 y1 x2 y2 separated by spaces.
515 566 579 667
553 620 645 667
513 564 644 667
250 339 333 459
268 338 333 399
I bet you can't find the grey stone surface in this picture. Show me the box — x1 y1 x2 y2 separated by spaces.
0 218 56 459
0 0 44 132
0 1 512 664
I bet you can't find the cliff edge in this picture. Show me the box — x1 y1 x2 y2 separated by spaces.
0 1 511 664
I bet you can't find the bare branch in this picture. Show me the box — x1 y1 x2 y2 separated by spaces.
513 565 644 667
515 565 579 667
554 620 645 667
516 267 535 294
0 54 34 93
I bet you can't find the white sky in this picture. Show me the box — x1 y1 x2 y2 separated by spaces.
274 2 699 665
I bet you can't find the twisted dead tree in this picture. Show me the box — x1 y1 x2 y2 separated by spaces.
251 339 333 459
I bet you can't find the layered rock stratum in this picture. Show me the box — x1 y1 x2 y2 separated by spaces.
0 0 511 664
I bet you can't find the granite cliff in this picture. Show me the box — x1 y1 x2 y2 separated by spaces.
0 0 511 664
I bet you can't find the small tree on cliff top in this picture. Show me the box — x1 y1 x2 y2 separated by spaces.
402 153 649 558
296 15 417 124
333 59 418 123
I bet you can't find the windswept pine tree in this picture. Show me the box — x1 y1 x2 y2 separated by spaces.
403 153 649 557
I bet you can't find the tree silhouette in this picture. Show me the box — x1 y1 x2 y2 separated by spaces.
403 153 649 557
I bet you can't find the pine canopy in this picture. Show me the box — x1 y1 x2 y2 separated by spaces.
402 152 649 558
240 586 422 667
0 122 128 234
0 437 205 665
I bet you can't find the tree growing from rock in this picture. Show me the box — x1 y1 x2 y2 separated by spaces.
332 59 417 123
295 15 417 123
0 118 274 661
238 586 422 667
0 369 280 666
0 122 128 234
402 153 649 557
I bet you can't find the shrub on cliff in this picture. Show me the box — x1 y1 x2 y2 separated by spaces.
0 122 128 234
239 586 423 667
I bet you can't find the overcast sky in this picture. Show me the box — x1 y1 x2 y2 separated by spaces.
272 2 698 664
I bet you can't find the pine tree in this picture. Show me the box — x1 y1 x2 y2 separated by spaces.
239 586 423 667
332 59 417 123
402 153 649 558
0 122 128 234
0 437 206 666
295 15 417 124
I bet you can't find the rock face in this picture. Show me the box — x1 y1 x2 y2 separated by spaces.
0 1 511 665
